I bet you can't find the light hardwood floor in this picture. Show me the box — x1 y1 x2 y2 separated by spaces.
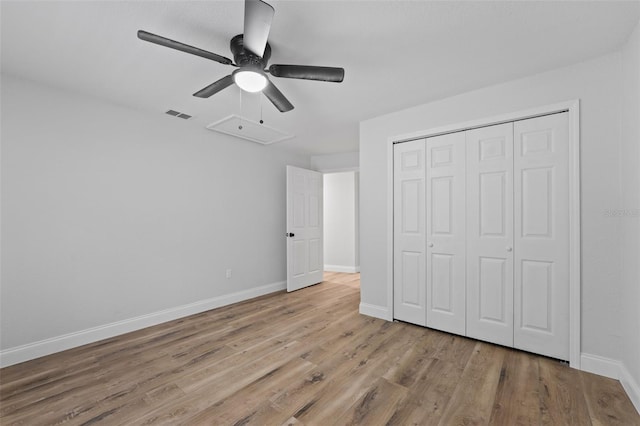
1 272 638 425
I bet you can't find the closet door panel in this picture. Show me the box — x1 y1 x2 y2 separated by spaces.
514 113 569 360
466 123 514 347
426 132 466 335
393 139 427 326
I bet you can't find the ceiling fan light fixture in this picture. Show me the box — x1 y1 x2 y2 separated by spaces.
233 69 268 93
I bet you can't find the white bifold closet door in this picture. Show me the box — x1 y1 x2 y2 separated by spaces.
393 139 427 326
393 112 570 361
513 113 570 361
425 132 466 335
466 123 515 347
464 114 570 359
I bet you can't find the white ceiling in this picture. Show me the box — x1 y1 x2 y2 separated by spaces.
2 1 639 156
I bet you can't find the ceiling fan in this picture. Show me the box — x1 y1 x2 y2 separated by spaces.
138 0 345 113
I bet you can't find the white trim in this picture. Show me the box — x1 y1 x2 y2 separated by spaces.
359 302 392 321
580 353 623 380
580 353 640 415
391 100 579 144
386 130 395 328
0 281 286 368
324 265 360 273
567 101 581 368
386 100 581 368
317 167 360 173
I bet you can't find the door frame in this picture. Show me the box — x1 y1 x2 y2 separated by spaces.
386 100 581 368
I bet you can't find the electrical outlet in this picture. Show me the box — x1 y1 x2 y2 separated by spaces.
226 269 232 279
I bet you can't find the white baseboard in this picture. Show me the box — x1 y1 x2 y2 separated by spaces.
580 353 640 415
359 302 392 321
0 281 286 368
324 265 360 273
580 353 622 379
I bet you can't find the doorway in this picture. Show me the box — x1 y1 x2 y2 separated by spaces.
323 171 360 275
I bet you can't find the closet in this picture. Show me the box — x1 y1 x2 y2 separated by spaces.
393 112 570 361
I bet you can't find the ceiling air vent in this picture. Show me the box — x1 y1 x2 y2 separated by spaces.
206 115 293 145
165 109 192 119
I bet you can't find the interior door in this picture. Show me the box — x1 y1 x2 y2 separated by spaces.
393 139 427 326
286 166 323 292
425 132 466 335
466 123 515 347
513 113 570 360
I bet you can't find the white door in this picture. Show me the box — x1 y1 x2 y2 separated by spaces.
286 166 323 292
466 123 515 347
513 113 570 360
425 132 466 335
393 140 426 326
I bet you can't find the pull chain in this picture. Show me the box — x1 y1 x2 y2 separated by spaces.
260 95 264 124
238 90 244 130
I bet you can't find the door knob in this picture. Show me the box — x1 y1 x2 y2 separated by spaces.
428 242 434 248
286 233 295 238
506 246 512 252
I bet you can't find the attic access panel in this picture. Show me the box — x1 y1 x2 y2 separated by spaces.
206 115 293 145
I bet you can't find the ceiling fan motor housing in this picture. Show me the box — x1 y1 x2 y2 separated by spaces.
230 34 271 70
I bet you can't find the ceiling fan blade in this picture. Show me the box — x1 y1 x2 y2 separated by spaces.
193 75 235 98
263 80 294 112
138 30 233 66
243 0 274 57
268 65 345 82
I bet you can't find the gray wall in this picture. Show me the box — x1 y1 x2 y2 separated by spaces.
1 74 308 356
310 152 359 172
619 20 640 402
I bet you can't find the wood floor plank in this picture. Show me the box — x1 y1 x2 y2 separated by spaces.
335 377 407 425
269 322 401 421
387 358 462 425
226 401 288 426
1 273 638 425
432 332 478 369
267 317 390 423
291 322 426 424
383 326 448 388
132 340 307 424
437 342 508 425
580 369 640 425
183 357 315 424
488 349 542 425
538 356 593 425
228 292 361 352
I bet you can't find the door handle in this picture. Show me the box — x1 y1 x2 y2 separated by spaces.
506 246 513 252
286 233 295 238
428 242 434 248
